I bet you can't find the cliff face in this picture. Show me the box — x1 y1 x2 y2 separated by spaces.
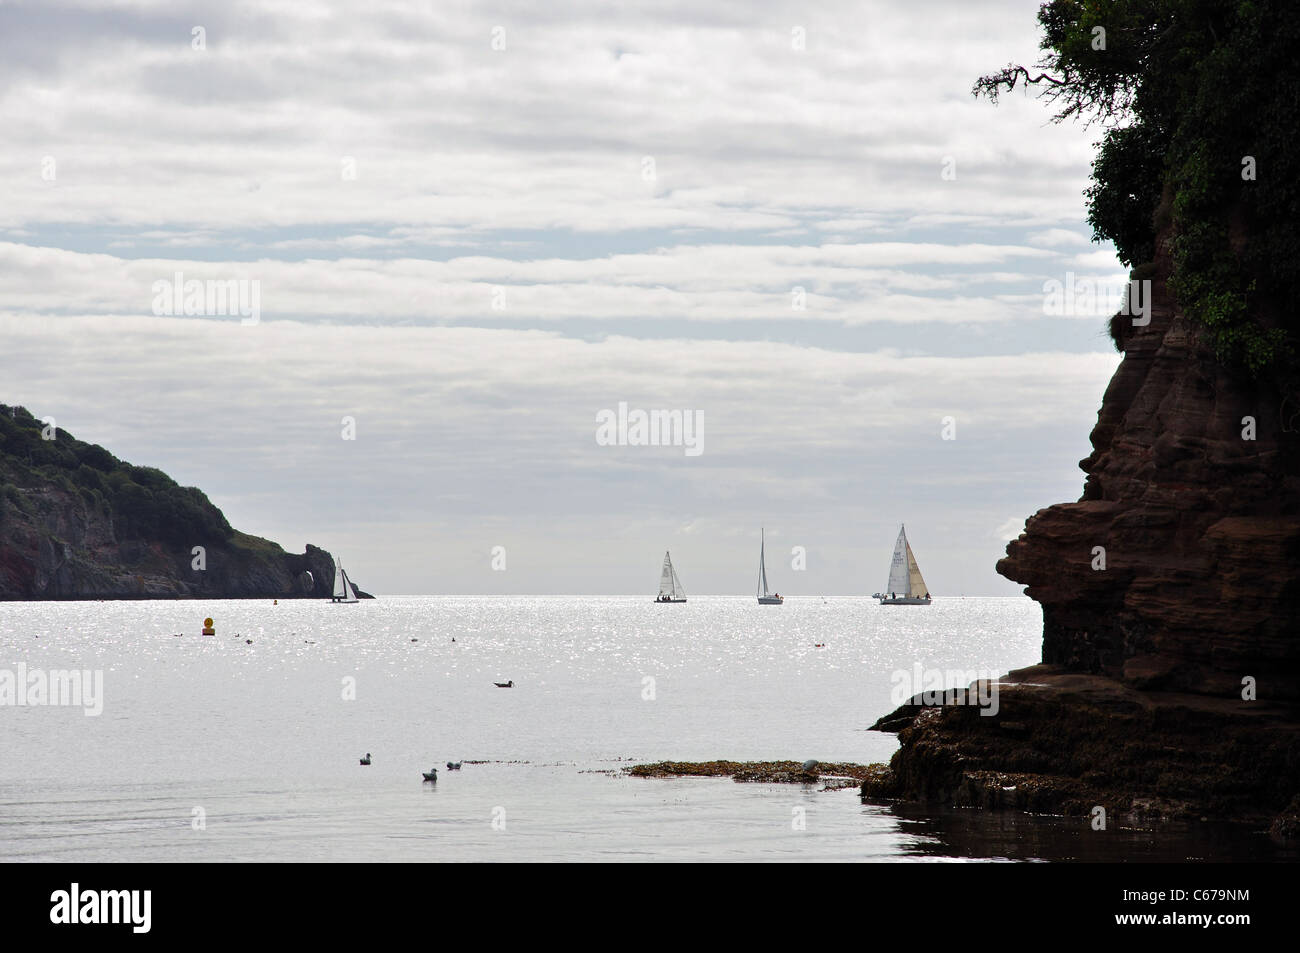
0 405 369 599
998 231 1300 699
863 230 1300 834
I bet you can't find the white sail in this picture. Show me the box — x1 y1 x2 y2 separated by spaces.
758 528 770 596
886 526 911 596
659 551 685 600
333 558 359 603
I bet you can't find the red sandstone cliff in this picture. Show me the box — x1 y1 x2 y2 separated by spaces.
864 230 1300 834
998 230 1300 699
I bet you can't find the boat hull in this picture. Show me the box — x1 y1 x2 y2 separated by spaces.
878 596 931 605
757 596 784 604
655 598 687 603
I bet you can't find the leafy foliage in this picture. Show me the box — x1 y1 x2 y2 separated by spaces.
0 405 233 546
977 0 1300 377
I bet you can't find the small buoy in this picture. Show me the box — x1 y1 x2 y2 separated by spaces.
411 638 418 642
273 599 278 605
245 639 253 644
201 617 215 636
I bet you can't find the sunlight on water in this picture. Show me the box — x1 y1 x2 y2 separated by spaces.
8 595 1266 861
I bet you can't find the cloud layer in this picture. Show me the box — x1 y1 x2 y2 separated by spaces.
0 0 1125 594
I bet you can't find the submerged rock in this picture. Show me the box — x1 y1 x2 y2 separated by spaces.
628 760 876 790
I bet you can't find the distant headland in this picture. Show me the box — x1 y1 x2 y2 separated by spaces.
0 404 371 600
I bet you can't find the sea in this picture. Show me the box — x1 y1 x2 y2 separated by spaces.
0 596 1288 862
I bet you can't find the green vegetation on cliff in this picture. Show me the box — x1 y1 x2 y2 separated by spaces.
0 403 351 599
0 404 232 546
976 0 1300 377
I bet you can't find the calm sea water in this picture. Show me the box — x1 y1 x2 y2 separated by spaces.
0 596 1286 861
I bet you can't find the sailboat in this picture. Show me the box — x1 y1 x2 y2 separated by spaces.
877 525 931 605
331 558 359 604
655 551 687 603
757 528 783 604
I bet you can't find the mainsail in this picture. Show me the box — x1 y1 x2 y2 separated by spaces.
333 558 359 603
659 551 685 600
886 525 929 598
758 528 771 597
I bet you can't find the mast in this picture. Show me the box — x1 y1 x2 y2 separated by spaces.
759 528 770 597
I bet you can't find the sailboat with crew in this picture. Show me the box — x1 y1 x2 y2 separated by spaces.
330 557 359 604
757 528 783 604
655 551 687 603
875 525 931 605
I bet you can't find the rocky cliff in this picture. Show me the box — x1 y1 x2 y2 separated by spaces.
999 232 1300 700
862 232 1300 834
0 404 371 599
862 0 1300 839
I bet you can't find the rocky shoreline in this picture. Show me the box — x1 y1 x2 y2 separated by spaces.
859 665 1300 841
628 760 886 792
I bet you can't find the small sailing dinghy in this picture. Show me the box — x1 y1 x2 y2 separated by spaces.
656 551 687 603
331 558 360 604
757 528 783 604
878 525 931 605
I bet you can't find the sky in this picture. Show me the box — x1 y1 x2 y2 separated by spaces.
0 0 1127 596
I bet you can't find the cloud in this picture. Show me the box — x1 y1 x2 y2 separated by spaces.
0 311 1117 592
0 0 1123 595
0 240 1079 326
994 516 1027 542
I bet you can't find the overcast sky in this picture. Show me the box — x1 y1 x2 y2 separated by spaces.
0 0 1124 595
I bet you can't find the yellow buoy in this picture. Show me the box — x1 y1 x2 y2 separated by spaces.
202 617 215 636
